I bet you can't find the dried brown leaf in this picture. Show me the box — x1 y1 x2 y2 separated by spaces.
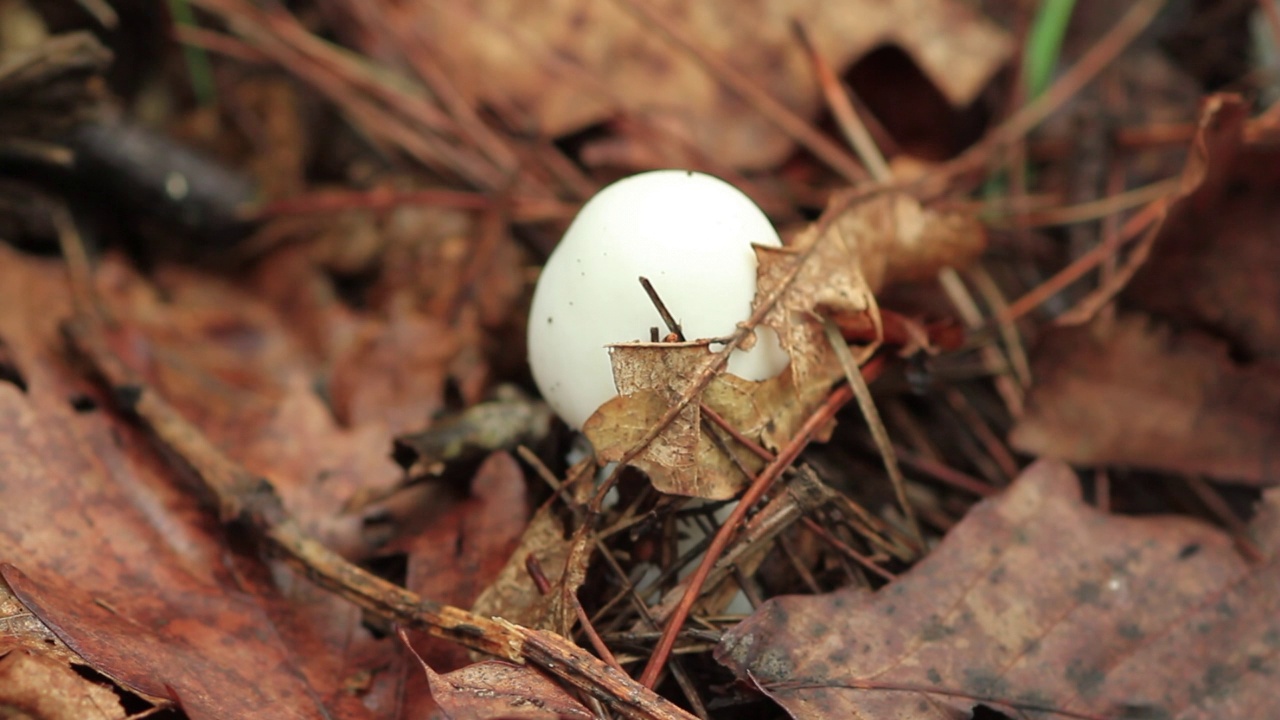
0 248 383 719
0 650 128 720
584 192 984 499
393 0 1009 168
402 632 593 720
760 191 985 387
583 341 811 499
718 460 1280 719
471 501 575 633
1011 315 1280 485
1125 99 1280 361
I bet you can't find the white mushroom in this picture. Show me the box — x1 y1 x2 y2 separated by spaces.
527 169 788 430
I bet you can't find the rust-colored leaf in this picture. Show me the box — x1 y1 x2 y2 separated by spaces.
1011 316 1280 485
396 452 531 715
718 461 1280 719
0 248 386 719
1125 102 1280 361
1012 96 1280 485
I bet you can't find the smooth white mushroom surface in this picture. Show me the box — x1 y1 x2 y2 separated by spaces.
528 170 788 430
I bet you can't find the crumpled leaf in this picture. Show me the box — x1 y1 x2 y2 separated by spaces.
717 460 1280 720
760 191 986 388
1011 315 1280 486
0 247 384 719
0 650 128 720
471 499 576 633
585 192 985 499
584 341 812 499
1013 95 1280 484
402 631 593 720
1125 101 1280 360
392 0 1010 169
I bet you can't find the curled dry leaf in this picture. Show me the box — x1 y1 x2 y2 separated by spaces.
760 190 986 389
402 631 593 720
1011 315 1280 486
0 651 128 720
0 578 134 719
718 460 1280 720
1013 95 1280 484
471 501 576 634
395 0 1010 168
585 192 985 499
1125 99 1280 360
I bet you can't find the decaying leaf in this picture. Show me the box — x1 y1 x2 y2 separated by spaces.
760 191 986 388
0 650 128 720
0 577 136 720
402 631 593 720
586 192 984 499
393 0 1010 168
0 248 384 719
1124 104 1280 360
585 341 800 499
471 500 576 633
1011 315 1280 486
717 460 1280 719
1012 96 1280 485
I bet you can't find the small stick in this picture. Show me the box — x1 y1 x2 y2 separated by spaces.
699 402 772 462
793 21 893 183
800 517 895 582
62 330 693 720
638 277 684 341
822 318 924 552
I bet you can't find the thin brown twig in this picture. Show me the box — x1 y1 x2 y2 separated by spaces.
645 466 843 625
823 318 924 551
965 265 1032 391
922 0 1165 197
799 516 895 582
527 555 624 673
999 197 1165 324
639 277 685 341
699 402 773 462
793 21 892 183
260 187 576 223
377 4 522 175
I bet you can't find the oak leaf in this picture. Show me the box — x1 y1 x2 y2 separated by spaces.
718 460 1280 719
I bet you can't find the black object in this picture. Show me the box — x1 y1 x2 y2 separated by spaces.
67 118 261 244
